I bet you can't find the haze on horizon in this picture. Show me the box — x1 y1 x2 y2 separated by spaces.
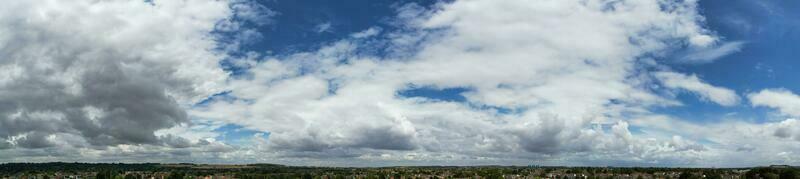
0 0 799 167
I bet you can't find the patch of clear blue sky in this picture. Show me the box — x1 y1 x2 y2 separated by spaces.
193 91 234 108
214 124 268 145
210 0 799 138
397 86 471 102
396 85 520 114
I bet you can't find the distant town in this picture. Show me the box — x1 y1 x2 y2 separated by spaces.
1 163 798 179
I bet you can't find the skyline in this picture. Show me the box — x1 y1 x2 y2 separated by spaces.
1 0 800 167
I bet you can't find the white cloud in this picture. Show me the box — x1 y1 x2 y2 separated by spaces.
351 27 382 38
189 0 734 165
629 115 800 166
773 119 800 141
681 41 746 64
314 22 333 33
749 89 800 117
0 0 249 153
230 0 278 26
654 71 740 106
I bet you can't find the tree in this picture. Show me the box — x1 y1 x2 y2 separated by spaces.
704 170 722 179
678 172 694 179
167 172 185 179
96 170 116 179
124 173 137 179
780 169 798 179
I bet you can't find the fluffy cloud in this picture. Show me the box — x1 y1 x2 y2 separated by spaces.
0 0 234 150
654 72 740 106
190 0 726 165
748 89 800 117
773 119 800 141
630 116 800 166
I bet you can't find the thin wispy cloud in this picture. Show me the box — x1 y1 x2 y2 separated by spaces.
314 22 333 33
681 41 747 64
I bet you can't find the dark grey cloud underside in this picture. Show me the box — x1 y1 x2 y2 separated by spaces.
0 10 190 149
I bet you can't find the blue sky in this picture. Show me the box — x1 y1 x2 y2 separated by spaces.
2 0 800 167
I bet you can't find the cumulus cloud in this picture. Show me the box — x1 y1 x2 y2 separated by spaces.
654 72 740 106
748 89 800 117
0 0 237 150
628 115 800 166
773 119 800 141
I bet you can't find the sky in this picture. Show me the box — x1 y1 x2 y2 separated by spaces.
0 0 799 167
